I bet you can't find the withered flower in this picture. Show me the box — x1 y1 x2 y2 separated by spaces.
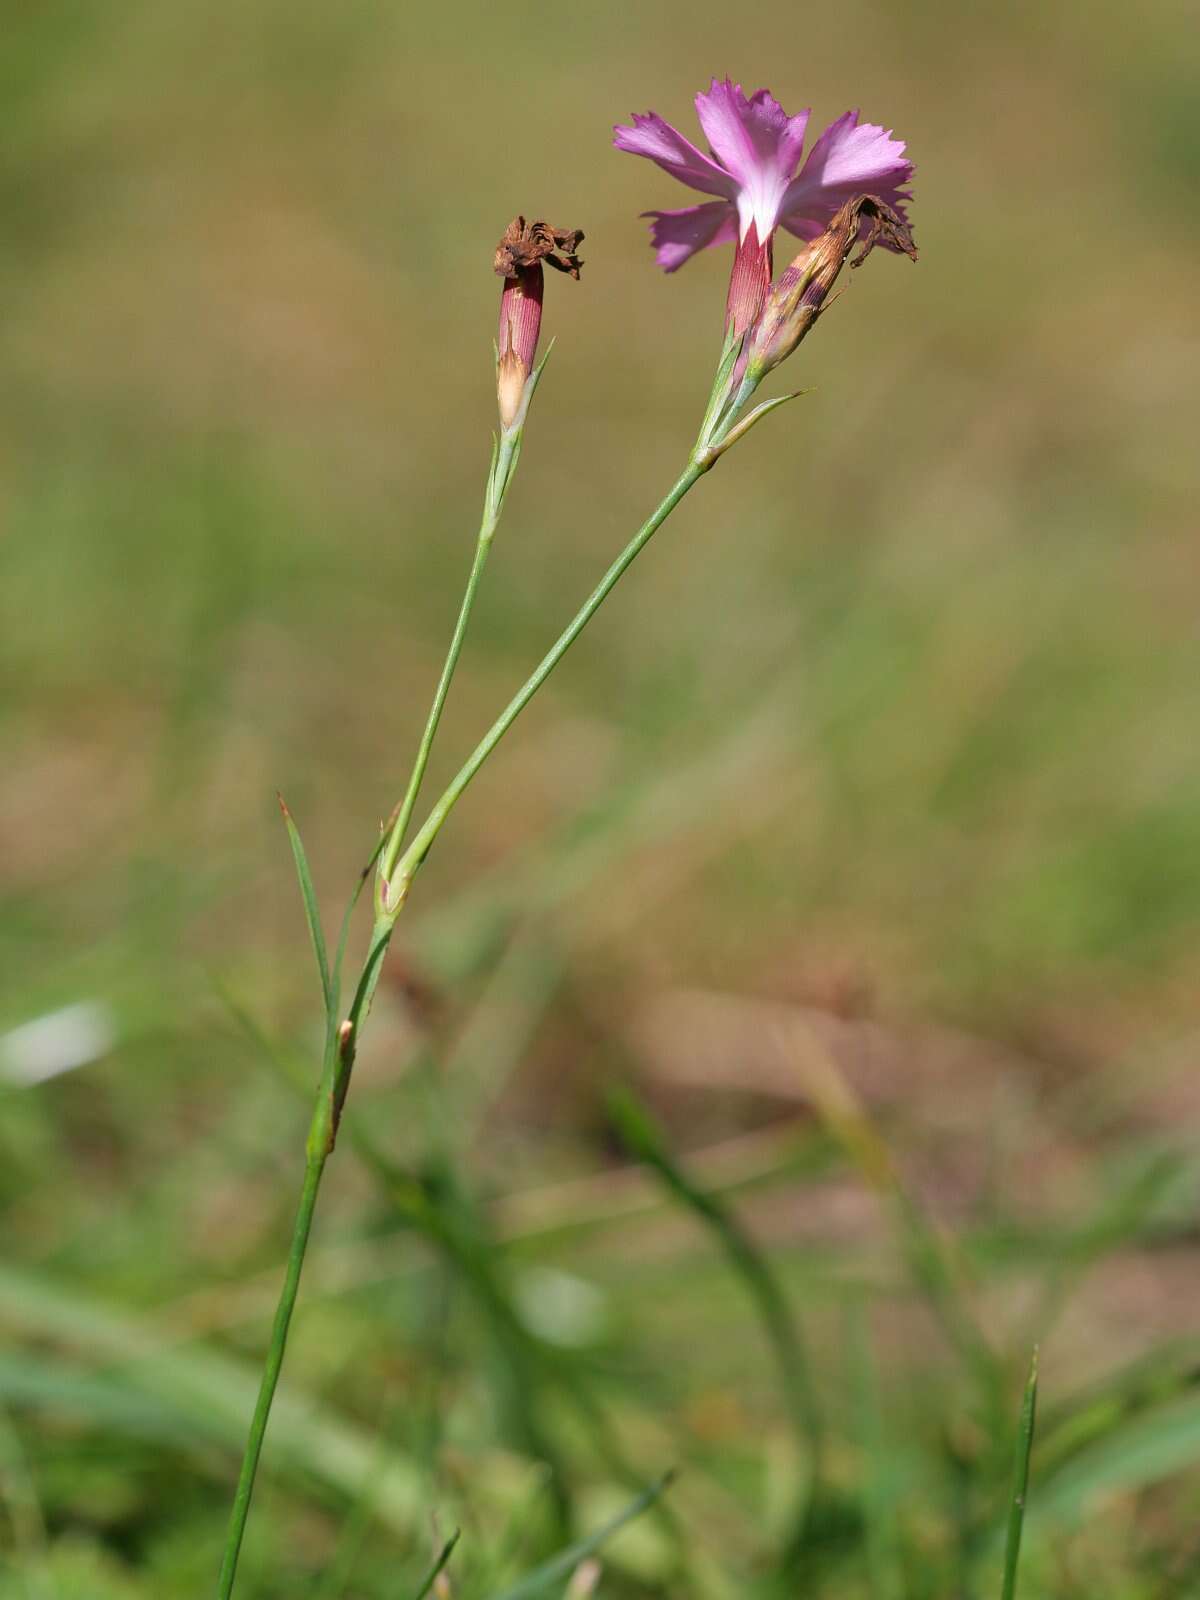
745 194 916 381
494 217 584 431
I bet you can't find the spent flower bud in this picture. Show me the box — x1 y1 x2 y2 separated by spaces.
494 216 583 431
745 195 916 382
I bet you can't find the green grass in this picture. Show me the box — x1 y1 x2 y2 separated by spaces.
2 0 1200 1594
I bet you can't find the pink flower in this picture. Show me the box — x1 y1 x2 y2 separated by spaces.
613 79 913 334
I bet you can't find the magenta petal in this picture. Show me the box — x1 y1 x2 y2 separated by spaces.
693 78 811 244
780 111 913 238
613 111 737 201
694 79 810 189
644 201 738 271
745 88 811 177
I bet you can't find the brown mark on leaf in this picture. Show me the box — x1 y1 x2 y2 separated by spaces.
494 216 585 280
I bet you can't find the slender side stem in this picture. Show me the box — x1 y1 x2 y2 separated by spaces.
217 427 524 1597
216 1150 326 1599
379 430 519 897
219 430 510 1587
216 450 709 1598
385 459 706 912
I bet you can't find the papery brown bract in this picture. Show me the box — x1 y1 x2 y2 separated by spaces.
745 194 916 381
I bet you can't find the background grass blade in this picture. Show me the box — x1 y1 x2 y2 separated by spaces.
777 1022 1007 1433
606 1086 823 1530
0 1265 422 1533
410 1528 461 1600
1000 1348 1039 1600
1030 1390 1200 1528
846 1301 903 1600
482 1472 675 1600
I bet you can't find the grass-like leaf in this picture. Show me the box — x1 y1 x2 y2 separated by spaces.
1035 1336 1200 1480
483 1471 675 1600
776 1027 1006 1430
1031 1387 1200 1527
607 1086 822 1511
847 1302 902 1600
278 794 332 1018
0 1264 422 1531
1000 1348 1039 1600
411 1529 461 1600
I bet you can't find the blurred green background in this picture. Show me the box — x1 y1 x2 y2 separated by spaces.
2 0 1200 1595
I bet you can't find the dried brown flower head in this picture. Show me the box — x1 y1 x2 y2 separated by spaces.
745 194 916 380
844 194 917 268
493 216 584 431
493 217 585 281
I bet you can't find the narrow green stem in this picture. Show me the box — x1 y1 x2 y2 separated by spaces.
386 458 706 911
215 427 529 1597
216 445 711 1598
379 429 518 897
216 428 526 1598
216 1147 327 1599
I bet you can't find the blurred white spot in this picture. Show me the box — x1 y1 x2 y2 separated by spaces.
513 1265 608 1348
0 1001 117 1087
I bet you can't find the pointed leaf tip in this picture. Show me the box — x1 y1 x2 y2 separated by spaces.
482 1471 674 1600
411 1528 461 1600
281 802 333 1017
1000 1345 1040 1600
702 387 812 466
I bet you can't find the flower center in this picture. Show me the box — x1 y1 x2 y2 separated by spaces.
735 169 787 245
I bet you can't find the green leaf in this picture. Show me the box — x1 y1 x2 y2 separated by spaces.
607 1086 822 1526
1036 1337 1200 1479
483 1472 675 1600
410 1529 460 1600
278 795 332 1019
1000 1348 1038 1600
847 1302 903 1600
1032 1389 1200 1529
0 1265 422 1533
710 389 810 458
